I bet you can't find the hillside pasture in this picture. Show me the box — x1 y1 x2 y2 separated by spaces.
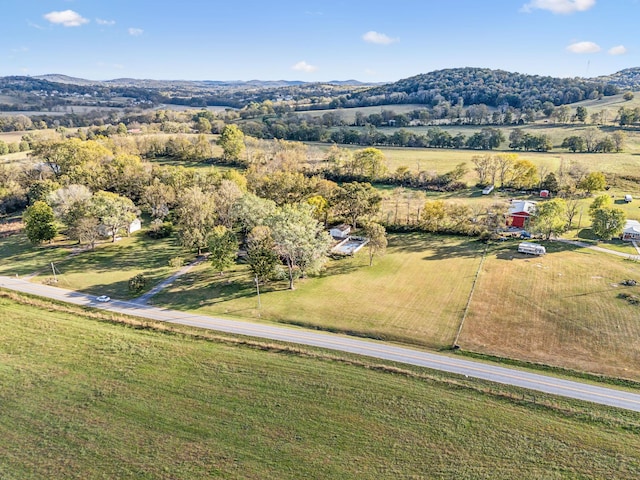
461 241 640 380
2 296 640 479
153 233 484 348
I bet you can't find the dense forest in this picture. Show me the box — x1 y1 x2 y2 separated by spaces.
342 68 619 109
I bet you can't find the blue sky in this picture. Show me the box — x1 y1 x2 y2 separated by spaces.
2 0 638 81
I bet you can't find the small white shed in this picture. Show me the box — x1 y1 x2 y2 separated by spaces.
128 218 142 234
330 224 351 239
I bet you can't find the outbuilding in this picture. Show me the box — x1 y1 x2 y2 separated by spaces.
507 200 537 229
329 224 351 239
622 220 640 241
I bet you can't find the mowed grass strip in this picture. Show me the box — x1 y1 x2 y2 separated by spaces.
153 233 483 348
1 297 640 479
461 242 640 380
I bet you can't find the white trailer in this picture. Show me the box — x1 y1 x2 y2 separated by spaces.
518 242 546 256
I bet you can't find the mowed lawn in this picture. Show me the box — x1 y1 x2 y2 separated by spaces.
26 232 186 299
153 233 484 348
0 233 73 277
2 296 640 479
461 241 640 380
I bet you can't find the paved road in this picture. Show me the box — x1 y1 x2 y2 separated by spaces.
2 275 640 413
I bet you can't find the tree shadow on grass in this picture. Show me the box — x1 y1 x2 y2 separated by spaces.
421 237 486 261
576 228 598 241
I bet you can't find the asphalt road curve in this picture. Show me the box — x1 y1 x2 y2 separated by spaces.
2 275 640 413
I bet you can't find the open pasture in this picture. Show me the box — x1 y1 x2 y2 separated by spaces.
461 241 640 380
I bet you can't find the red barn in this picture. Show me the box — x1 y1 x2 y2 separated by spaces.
507 200 536 228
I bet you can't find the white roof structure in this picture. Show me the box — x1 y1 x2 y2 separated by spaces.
508 200 537 216
623 220 640 235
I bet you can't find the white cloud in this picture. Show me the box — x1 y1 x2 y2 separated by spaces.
43 10 89 27
608 45 627 55
362 31 399 45
521 0 595 14
128 28 144 36
566 41 601 53
291 61 318 73
364 68 377 75
96 18 116 26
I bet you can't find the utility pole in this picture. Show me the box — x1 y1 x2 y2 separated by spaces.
255 275 261 315
578 208 583 229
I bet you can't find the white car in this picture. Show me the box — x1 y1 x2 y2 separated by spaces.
96 295 111 303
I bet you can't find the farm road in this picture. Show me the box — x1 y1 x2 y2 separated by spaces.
2 275 640 413
556 238 640 261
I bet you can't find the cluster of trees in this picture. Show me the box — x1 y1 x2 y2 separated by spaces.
508 130 552 152
13 132 390 290
322 144 468 191
472 152 608 196
528 194 626 241
561 127 625 153
419 199 509 236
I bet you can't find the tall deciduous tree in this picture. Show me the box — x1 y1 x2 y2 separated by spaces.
337 182 382 229
246 226 279 283
213 179 244 228
143 178 176 220
579 172 606 194
23 201 58 245
48 184 94 243
363 222 387 266
175 186 216 255
421 200 447 232
217 124 245 162
531 199 566 240
267 203 331 290
348 148 388 180
90 191 139 243
509 159 539 189
590 207 626 240
207 225 238 275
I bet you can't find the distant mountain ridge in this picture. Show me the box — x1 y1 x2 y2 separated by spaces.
33 75 371 89
1 67 636 112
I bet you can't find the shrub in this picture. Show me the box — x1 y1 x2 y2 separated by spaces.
128 273 147 293
168 256 184 268
146 220 174 239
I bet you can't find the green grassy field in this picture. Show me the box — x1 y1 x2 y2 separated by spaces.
153 233 483 348
1 294 640 479
0 233 74 278
462 241 640 380
26 232 186 299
